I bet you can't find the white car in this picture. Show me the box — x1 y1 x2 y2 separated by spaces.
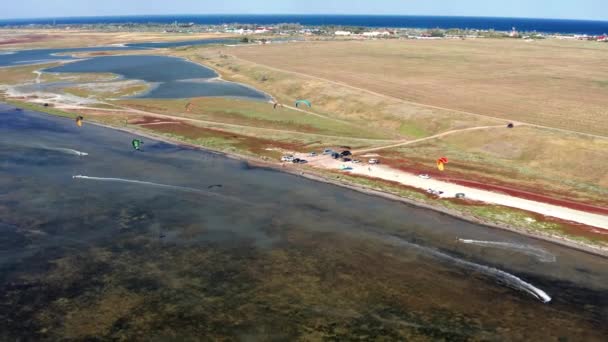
368 159 379 164
281 155 294 162
418 174 431 179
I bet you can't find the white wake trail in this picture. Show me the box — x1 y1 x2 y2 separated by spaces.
31 144 89 156
458 239 556 263
383 235 552 303
72 175 243 203
49 147 88 156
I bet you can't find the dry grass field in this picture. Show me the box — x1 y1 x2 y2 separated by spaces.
385 126 608 206
0 29 235 49
228 39 608 136
182 49 506 140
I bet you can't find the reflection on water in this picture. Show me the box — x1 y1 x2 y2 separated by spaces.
1 104 607 340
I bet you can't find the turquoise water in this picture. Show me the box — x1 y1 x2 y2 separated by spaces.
1 105 607 340
1 15 607 35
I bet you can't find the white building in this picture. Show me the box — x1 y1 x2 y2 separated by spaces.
334 31 352 36
362 31 391 37
254 27 270 34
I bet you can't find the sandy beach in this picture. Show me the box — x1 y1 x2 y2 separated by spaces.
303 154 608 229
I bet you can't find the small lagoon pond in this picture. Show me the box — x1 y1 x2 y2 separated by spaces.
0 38 237 67
43 55 270 100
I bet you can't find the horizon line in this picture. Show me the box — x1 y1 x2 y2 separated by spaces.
1 13 607 23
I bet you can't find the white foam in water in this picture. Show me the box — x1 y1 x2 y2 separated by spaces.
72 175 244 203
52 148 89 156
35 144 89 156
382 235 552 303
73 175 205 193
458 239 557 263
14 59 54 64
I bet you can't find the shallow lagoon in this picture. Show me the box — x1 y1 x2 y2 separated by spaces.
2 38 270 101
0 38 237 67
44 55 270 100
0 105 607 340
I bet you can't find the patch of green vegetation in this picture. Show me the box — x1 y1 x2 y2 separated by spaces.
117 84 149 97
159 132 236 150
88 103 120 109
398 122 428 139
117 98 385 139
0 63 58 84
63 82 149 99
313 169 429 203
461 205 607 248
135 126 261 158
5 99 76 119
40 72 118 83
63 87 93 98
595 80 608 88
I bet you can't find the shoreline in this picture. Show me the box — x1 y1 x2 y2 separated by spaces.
27 108 605 258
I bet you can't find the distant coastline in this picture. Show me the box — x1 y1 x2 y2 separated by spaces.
1 15 607 35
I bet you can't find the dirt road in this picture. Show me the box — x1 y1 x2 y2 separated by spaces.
353 124 508 154
304 154 608 230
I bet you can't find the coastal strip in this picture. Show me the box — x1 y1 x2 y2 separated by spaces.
20 108 608 258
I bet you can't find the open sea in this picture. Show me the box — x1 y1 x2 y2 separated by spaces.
1 15 607 35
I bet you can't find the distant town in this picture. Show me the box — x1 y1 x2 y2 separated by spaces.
2 21 607 42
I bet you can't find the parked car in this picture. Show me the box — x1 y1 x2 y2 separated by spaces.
342 157 352 162
418 174 431 179
426 188 444 196
309 152 317 157
368 158 379 164
331 152 341 159
323 149 334 155
340 150 352 157
293 158 308 164
352 159 361 164
281 155 294 162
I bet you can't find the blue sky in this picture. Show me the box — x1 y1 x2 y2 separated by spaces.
2 0 607 21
